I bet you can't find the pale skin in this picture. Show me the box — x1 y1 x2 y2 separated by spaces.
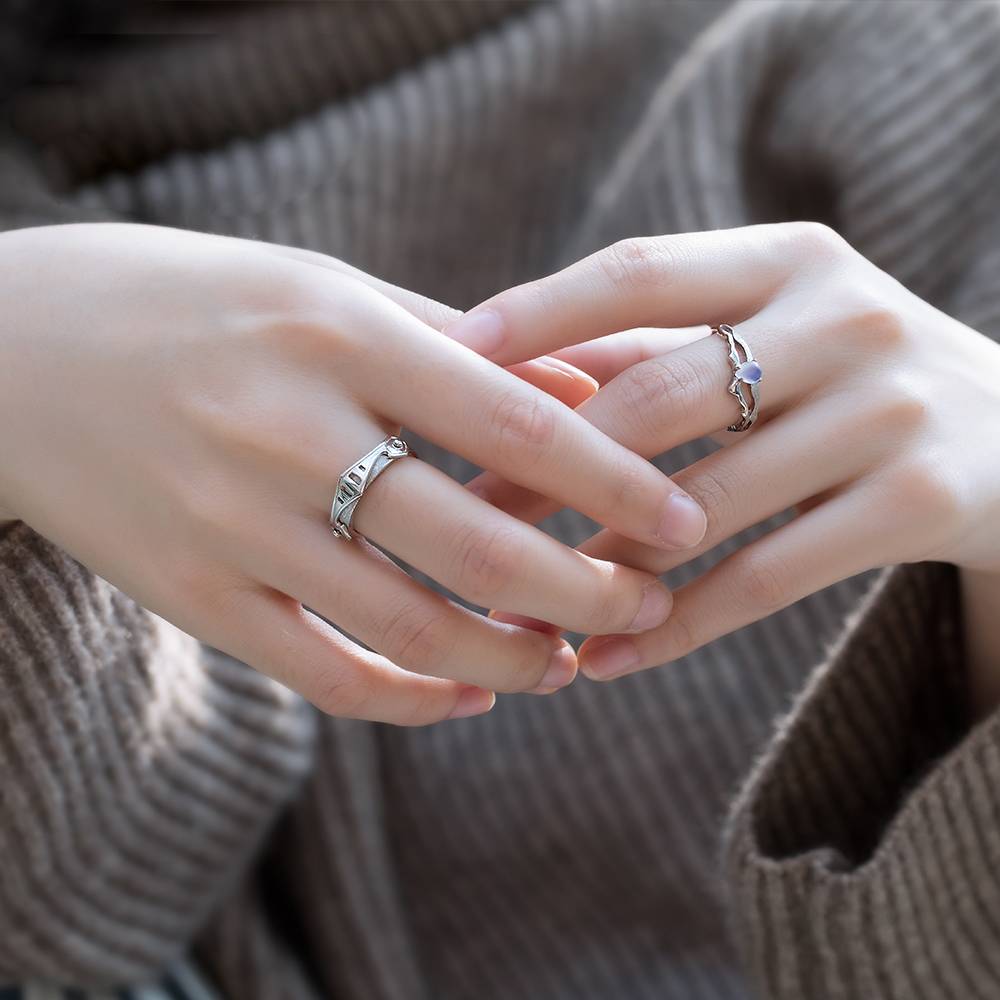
3 222 998 722
446 222 1000 715
0 223 709 725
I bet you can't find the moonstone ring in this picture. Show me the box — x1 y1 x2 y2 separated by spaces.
330 435 411 540
712 323 763 432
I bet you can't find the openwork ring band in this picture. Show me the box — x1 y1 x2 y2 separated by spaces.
330 435 411 540
712 323 763 432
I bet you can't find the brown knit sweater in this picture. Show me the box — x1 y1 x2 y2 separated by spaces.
2 2 1000 998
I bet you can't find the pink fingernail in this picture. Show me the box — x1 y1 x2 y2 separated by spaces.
446 687 496 720
628 582 673 632
445 309 505 357
657 492 707 549
581 637 639 681
537 356 599 387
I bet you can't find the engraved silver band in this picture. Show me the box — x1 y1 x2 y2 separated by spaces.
329 435 411 540
711 323 763 432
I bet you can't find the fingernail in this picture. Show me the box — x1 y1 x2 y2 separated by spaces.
446 687 496 720
657 492 707 549
536 642 577 691
521 357 598 409
580 637 640 681
628 582 673 632
445 309 505 357
537 355 599 389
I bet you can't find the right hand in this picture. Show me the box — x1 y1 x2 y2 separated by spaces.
0 224 705 724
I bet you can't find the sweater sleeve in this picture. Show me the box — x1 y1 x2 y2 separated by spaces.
724 560 1000 999
0 13 318 985
0 520 316 987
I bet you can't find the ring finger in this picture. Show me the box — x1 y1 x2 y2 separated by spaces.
248 514 579 694
349 455 673 639
578 483 883 680
579 388 896 574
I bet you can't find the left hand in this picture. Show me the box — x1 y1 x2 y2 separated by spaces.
446 222 1000 680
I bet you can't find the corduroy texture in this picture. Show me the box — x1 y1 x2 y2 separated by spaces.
1 1 1000 998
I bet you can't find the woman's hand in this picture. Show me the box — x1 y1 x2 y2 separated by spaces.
449 223 1000 690
0 223 707 724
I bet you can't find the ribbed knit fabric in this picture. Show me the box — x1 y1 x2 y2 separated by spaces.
9 1 535 185
0 522 315 985
1 2 1000 998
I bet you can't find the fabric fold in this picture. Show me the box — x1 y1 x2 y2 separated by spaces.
726 562 1000 999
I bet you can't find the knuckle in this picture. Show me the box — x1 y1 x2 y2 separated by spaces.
784 220 849 259
498 277 554 321
733 550 790 615
244 277 364 363
679 466 733 537
586 572 635 634
869 380 931 436
396 690 447 728
597 237 682 291
230 257 318 315
486 391 558 459
452 524 524 605
619 355 706 430
598 458 648 524
495 643 553 694
310 668 377 719
271 313 363 367
826 276 908 355
885 460 961 536
381 606 456 673
260 310 328 351
851 296 908 352
665 612 698 659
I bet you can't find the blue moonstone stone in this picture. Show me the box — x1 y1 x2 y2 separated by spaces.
736 360 762 384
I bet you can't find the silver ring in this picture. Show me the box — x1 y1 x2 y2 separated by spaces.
712 323 762 432
329 435 411 540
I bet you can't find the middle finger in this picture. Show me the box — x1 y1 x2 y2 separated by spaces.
351 455 674 638
467 303 830 525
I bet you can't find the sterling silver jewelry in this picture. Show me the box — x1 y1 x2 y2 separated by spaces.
330 435 411 540
712 323 762 432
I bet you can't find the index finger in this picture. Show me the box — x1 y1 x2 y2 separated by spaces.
318 274 708 551
443 222 833 364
